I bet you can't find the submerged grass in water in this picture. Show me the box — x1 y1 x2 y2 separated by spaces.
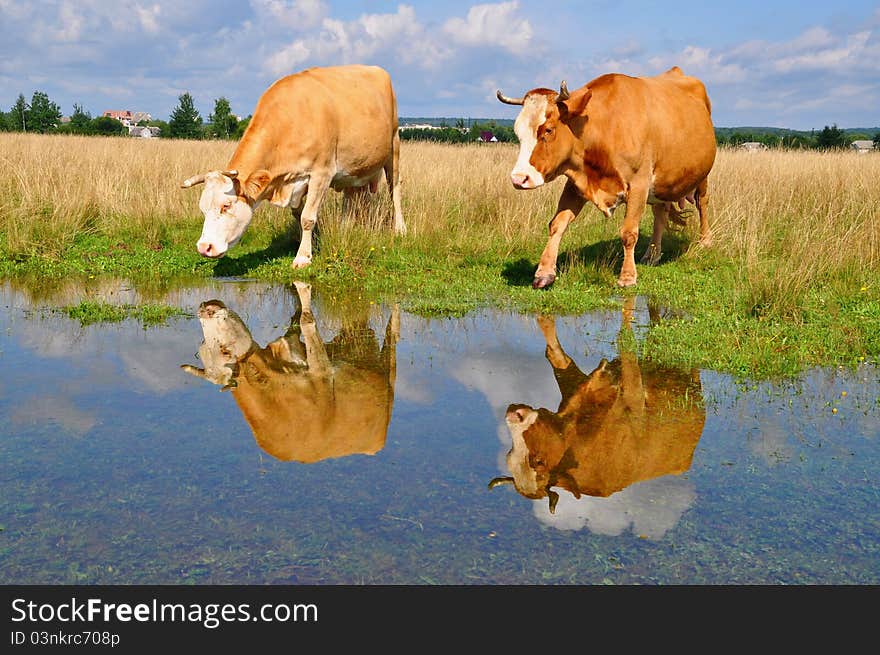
61 300 190 327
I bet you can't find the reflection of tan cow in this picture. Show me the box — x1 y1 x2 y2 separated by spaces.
489 298 705 513
182 282 399 463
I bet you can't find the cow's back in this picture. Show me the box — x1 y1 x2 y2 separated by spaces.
234 65 398 177
562 361 705 497
232 357 393 463
581 69 716 195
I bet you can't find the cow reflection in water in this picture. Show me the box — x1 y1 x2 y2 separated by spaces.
490 298 705 515
182 282 398 463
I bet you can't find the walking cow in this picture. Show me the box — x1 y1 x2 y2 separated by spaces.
497 66 716 288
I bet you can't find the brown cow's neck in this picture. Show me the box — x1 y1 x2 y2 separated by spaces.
560 124 625 213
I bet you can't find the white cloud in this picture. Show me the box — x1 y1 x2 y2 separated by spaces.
136 3 162 35
442 1 532 53
264 5 451 76
774 30 872 73
250 0 327 30
266 40 311 74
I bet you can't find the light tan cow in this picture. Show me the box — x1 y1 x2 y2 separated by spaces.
497 66 716 288
489 298 705 514
181 282 399 463
181 65 406 268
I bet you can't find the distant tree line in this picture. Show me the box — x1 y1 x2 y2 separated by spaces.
715 124 879 150
0 90 250 140
1 89 877 150
400 118 517 143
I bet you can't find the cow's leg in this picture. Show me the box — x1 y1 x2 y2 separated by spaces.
536 315 573 371
695 176 712 247
292 174 331 269
381 303 400 389
385 129 406 234
292 281 332 376
617 296 646 416
534 180 585 289
618 182 649 287
290 202 304 246
641 202 668 265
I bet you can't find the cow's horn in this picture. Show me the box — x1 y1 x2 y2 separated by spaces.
180 364 206 378
181 173 206 189
222 169 239 179
496 90 525 105
557 80 570 101
548 490 560 514
488 476 515 489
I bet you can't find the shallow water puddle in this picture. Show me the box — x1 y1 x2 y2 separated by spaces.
0 279 877 584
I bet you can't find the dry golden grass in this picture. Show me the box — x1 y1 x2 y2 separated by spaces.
0 133 237 255
1 133 878 311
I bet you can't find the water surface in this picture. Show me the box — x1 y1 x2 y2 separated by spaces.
1 279 877 584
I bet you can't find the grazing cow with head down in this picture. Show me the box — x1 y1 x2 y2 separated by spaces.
497 66 716 288
181 64 406 268
489 298 706 514
181 282 399 463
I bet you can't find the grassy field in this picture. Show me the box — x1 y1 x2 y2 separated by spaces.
0 132 878 379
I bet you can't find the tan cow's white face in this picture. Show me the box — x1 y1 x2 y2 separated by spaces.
181 300 254 388
193 172 255 258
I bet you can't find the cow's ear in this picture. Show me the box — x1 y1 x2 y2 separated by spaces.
244 169 271 199
558 88 592 120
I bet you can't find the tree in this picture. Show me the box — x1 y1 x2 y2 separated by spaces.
233 115 251 140
168 92 203 139
874 132 880 148
208 96 237 139
11 94 28 131
816 124 846 149
91 116 127 136
27 91 62 133
69 103 93 135
146 119 169 137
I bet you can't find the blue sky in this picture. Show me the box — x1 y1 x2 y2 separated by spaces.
1 1 878 129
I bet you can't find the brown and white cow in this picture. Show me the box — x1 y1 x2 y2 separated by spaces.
181 64 406 268
181 282 399 463
489 297 705 514
497 66 716 288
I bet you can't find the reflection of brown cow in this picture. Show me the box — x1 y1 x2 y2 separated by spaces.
489 298 705 513
182 282 399 463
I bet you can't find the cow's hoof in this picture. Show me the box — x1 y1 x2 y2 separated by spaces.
617 275 637 288
291 256 312 269
640 244 661 266
532 274 556 289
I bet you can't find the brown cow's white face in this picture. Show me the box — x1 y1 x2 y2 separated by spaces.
510 94 552 190
504 404 544 497
194 172 254 258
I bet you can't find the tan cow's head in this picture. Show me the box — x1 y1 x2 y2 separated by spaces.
180 169 269 258
180 299 254 389
497 81 592 189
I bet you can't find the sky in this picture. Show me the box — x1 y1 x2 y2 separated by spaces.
1 0 878 130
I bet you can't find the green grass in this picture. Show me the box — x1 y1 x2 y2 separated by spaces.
59 299 191 327
3 210 876 381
